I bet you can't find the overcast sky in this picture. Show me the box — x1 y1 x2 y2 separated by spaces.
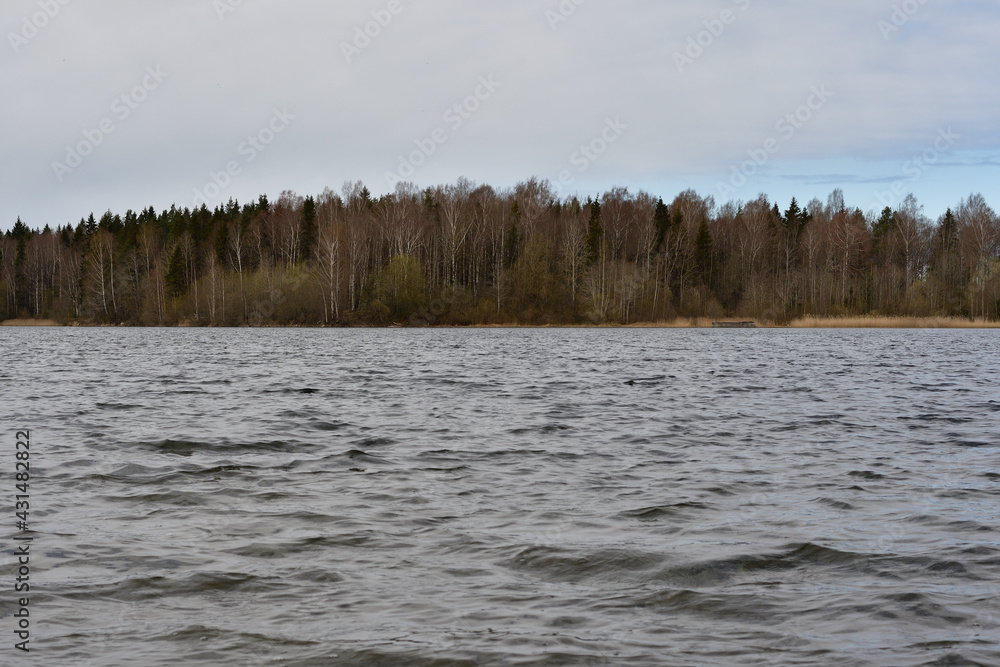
3 0 998 231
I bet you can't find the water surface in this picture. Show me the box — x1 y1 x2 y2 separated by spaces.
1 328 999 666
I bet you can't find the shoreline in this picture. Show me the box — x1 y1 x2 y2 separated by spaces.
3 317 999 329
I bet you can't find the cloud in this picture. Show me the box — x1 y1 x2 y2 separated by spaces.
2 0 999 228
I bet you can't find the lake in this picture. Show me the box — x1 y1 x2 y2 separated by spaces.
1 328 999 666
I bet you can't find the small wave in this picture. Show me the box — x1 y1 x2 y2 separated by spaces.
501 546 665 583
97 572 277 601
142 439 310 457
342 449 390 464
624 375 667 386
849 470 885 480
311 420 349 432
619 502 712 522
815 497 856 510
349 436 396 449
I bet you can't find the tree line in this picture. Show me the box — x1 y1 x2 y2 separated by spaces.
2 178 998 325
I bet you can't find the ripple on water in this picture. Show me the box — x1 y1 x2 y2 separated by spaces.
5 327 1000 666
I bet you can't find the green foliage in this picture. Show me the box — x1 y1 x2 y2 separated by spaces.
375 254 427 322
165 244 188 297
510 235 560 322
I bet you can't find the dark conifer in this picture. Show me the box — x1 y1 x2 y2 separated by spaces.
165 244 188 296
299 196 317 262
695 218 713 284
584 199 603 265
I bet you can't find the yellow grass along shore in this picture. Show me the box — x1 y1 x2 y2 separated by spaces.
2 316 999 328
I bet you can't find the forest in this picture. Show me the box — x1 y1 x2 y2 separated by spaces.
2 178 999 326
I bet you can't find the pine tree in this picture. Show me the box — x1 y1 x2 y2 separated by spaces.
584 199 603 265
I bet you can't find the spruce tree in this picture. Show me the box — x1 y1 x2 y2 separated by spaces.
11 217 30 241
584 199 603 265
214 223 229 264
299 195 317 262
695 218 713 284
652 198 669 256
165 244 188 296
938 209 957 251
784 198 802 230
872 207 894 257
12 219 28 313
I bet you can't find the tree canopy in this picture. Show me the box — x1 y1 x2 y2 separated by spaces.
2 182 998 325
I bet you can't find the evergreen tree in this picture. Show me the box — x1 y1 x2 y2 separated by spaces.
165 244 188 296
584 199 603 265
784 198 801 228
652 198 670 256
11 217 30 241
570 197 582 217
72 219 87 249
299 195 317 262
872 207 894 257
938 209 958 252
214 223 229 264
694 218 713 284
12 218 28 313
783 197 810 236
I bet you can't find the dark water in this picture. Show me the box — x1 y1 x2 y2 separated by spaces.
2 328 999 666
